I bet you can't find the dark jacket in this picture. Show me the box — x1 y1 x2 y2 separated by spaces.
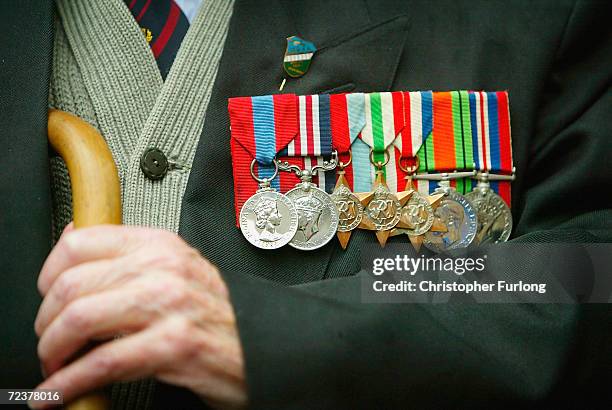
1 0 611 409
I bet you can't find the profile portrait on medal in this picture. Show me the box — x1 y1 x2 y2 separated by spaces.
431 200 465 246
253 197 284 242
294 194 324 241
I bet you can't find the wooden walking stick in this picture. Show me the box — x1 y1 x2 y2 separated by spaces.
47 109 120 410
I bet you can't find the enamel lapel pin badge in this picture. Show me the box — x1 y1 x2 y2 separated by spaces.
280 35 317 90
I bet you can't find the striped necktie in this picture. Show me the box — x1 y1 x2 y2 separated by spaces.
127 0 192 80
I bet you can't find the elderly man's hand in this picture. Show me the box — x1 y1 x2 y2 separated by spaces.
34 224 247 409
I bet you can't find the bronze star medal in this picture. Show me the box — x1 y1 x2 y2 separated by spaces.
390 185 446 251
331 155 373 249
389 157 446 251
359 154 412 247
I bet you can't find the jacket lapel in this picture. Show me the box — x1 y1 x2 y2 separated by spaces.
0 0 54 388
179 0 410 284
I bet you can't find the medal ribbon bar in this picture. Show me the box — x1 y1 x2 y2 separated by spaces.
276 93 336 194
415 91 475 195
229 94 298 225
351 91 405 192
328 93 367 192
469 91 513 206
229 90 514 231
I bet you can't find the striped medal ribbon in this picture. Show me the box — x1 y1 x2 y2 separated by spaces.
393 90 434 186
328 93 368 249
410 91 479 252
469 91 513 206
329 92 366 189
394 91 434 158
416 91 475 195
353 91 405 193
277 94 336 194
229 95 301 249
354 92 415 246
275 93 340 251
389 91 441 251
228 94 298 225
465 91 514 244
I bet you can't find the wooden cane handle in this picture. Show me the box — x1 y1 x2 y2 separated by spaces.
48 109 120 409
48 109 121 227
61 394 110 410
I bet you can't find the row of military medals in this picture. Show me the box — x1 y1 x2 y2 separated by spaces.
240 150 514 252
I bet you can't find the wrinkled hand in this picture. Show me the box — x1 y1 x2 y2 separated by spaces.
34 224 246 409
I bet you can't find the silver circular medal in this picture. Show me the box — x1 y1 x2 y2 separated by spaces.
285 182 339 250
365 184 401 230
331 184 363 232
466 188 512 244
401 192 434 236
240 190 299 250
424 190 477 253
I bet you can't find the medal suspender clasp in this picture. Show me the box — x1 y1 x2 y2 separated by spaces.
276 150 338 185
311 150 338 173
412 170 477 181
471 167 516 192
413 170 477 193
250 158 279 191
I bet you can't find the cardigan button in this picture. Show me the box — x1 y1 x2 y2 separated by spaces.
140 148 169 181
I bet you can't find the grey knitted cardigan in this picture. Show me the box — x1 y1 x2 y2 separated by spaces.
49 0 233 407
